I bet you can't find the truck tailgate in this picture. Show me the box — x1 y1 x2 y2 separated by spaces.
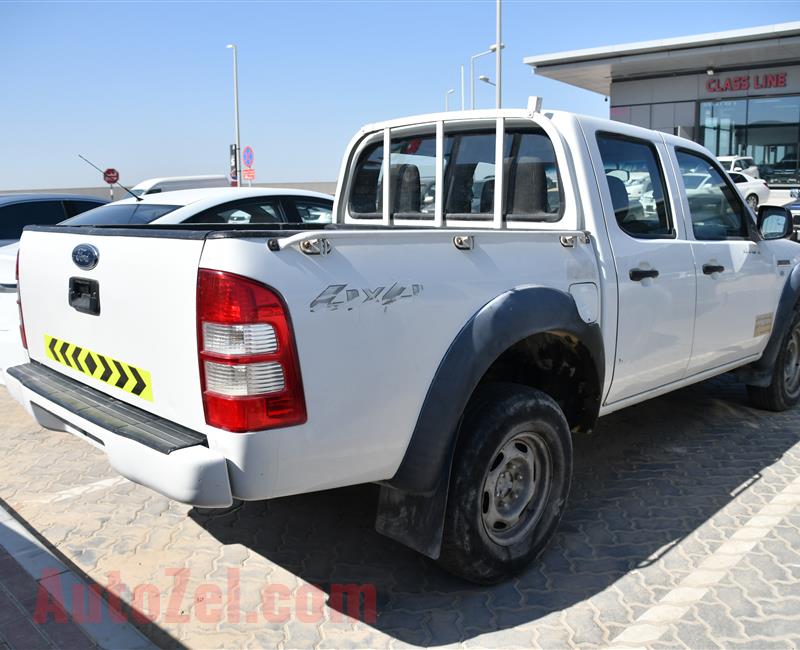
18 229 207 428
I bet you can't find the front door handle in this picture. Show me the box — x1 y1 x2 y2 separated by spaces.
702 264 725 275
629 268 659 281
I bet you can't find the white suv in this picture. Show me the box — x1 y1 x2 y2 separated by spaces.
718 155 760 178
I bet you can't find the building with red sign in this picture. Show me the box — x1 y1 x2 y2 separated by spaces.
525 22 800 189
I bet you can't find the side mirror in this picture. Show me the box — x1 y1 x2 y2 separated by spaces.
757 205 793 240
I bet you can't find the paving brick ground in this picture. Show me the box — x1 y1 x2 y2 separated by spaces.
1 373 799 648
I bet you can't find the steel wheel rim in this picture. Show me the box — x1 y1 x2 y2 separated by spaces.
785 326 800 396
480 430 553 546
747 195 758 210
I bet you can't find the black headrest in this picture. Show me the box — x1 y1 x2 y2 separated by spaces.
446 163 478 214
606 175 629 221
393 164 421 213
510 158 548 215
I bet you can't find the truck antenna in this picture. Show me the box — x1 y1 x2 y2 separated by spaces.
78 155 141 201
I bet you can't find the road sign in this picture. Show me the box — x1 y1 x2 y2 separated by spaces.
242 168 256 181
103 168 119 184
242 146 254 168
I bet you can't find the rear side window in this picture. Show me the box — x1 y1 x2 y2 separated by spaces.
676 150 748 240
596 133 674 239
729 172 746 184
61 203 180 225
0 200 66 239
64 200 104 218
183 199 285 225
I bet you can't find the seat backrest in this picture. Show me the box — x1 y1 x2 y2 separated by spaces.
393 164 421 214
351 164 381 214
479 179 494 213
605 174 629 223
445 163 478 214
509 158 548 215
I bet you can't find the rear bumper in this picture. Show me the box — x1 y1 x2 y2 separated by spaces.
6 363 233 508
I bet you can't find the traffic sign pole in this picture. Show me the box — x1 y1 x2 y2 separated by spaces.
103 168 119 201
242 146 255 187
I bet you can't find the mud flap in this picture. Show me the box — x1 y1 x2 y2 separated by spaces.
374 481 449 559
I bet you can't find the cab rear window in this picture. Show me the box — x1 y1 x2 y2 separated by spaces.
347 127 562 223
61 203 180 225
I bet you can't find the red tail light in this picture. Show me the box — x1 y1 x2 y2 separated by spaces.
15 251 27 350
197 269 306 433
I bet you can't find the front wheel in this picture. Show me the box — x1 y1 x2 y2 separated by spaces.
747 309 800 411
437 383 572 584
746 194 759 211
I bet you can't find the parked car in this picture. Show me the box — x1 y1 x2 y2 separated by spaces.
7 107 799 585
0 194 106 382
728 171 770 210
130 175 231 197
62 188 334 226
764 158 800 188
718 155 760 178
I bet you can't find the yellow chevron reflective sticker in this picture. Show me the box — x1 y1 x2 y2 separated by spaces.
44 335 153 402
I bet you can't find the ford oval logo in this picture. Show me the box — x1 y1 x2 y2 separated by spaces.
72 244 99 270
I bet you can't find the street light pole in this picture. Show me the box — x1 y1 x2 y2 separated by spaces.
226 44 241 187
460 65 465 110
445 89 455 112
496 0 502 109
470 46 494 110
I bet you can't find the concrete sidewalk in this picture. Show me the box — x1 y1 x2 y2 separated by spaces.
0 504 154 650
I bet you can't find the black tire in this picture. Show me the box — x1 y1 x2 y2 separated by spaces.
437 383 572 584
746 194 759 211
747 309 800 411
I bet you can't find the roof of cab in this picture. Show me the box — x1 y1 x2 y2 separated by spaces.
112 187 334 207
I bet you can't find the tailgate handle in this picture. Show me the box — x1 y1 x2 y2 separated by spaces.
69 277 100 316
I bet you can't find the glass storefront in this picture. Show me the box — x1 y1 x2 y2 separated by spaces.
700 96 800 186
612 94 800 187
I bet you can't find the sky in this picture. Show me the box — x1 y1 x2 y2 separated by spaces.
1 1 800 190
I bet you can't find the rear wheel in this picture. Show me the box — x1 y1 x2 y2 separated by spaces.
437 383 572 584
747 309 800 411
746 194 759 211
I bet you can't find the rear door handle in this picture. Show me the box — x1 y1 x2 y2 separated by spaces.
629 268 659 281
702 264 725 275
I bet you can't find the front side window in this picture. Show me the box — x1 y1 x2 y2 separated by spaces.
293 199 333 224
596 133 674 238
676 150 748 241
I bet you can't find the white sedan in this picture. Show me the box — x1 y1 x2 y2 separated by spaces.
62 187 334 227
728 172 770 211
2 188 334 378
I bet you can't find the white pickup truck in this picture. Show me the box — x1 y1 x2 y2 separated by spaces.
7 103 799 584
